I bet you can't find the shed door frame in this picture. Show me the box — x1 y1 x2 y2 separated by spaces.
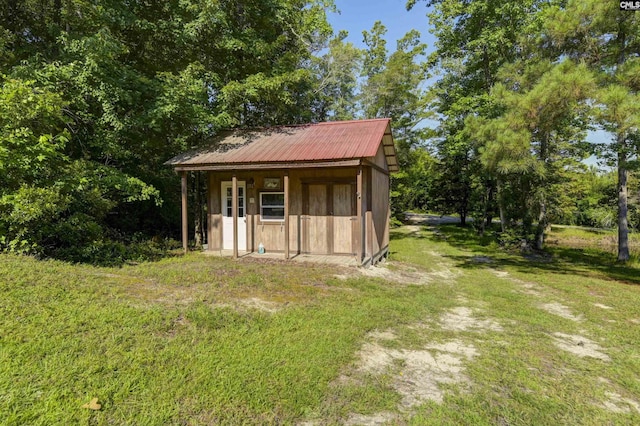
221 181 246 250
302 180 356 255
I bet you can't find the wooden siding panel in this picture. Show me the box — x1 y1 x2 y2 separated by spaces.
289 173 302 253
371 168 390 258
356 167 363 263
333 183 355 254
207 173 222 251
307 184 329 254
363 167 373 260
254 222 286 252
372 143 389 170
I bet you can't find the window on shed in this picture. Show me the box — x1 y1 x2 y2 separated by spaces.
260 192 285 221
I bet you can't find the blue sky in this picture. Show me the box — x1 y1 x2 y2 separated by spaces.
327 0 435 53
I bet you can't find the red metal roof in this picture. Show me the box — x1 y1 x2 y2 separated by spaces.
165 119 398 172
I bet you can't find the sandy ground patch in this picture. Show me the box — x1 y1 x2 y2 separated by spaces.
236 297 282 312
489 269 543 296
404 213 461 225
515 281 543 296
344 412 398 426
552 332 610 361
404 225 423 233
368 330 397 341
349 303 496 414
540 302 583 322
490 270 510 279
440 307 503 332
213 297 283 313
354 261 460 286
358 338 477 407
593 303 613 310
601 391 640 414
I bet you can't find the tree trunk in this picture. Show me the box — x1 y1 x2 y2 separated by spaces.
535 134 549 251
459 210 467 227
497 178 506 233
615 25 629 262
480 180 495 235
484 181 496 228
617 146 630 262
53 0 62 26
535 194 547 251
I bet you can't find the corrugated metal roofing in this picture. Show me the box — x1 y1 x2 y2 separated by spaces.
165 118 398 172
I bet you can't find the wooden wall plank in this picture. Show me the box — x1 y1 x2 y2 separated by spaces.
333 183 354 254
356 167 363 264
307 183 328 254
371 168 390 259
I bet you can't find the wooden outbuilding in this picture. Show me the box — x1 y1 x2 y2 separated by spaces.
165 118 398 266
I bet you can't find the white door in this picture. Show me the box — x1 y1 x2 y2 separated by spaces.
221 181 247 250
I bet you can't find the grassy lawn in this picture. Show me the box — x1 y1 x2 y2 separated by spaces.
2 225 640 424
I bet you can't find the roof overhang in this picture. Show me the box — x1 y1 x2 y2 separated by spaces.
173 159 362 172
382 122 398 172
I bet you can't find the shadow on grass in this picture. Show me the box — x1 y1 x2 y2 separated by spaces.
47 243 184 268
403 224 640 286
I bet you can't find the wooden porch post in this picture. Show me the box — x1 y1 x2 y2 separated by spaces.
181 171 188 253
207 172 213 252
232 174 238 259
356 166 363 264
284 171 290 260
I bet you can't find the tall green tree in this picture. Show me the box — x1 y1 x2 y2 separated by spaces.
469 60 594 248
359 22 433 218
311 30 362 120
543 0 640 260
408 0 543 228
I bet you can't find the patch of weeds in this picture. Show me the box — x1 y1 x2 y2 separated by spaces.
319 374 400 421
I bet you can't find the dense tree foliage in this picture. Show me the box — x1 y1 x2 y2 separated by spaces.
409 0 639 260
543 0 640 260
0 0 333 262
311 21 434 220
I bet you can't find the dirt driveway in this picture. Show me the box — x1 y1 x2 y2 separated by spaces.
302 224 639 425
404 212 462 226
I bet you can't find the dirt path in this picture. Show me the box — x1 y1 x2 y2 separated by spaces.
404 212 462 226
304 225 639 424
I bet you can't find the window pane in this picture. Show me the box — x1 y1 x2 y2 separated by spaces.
239 208 244 217
227 207 232 216
239 187 244 196
261 193 284 206
226 187 232 196
260 192 285 221
261 207 284 220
